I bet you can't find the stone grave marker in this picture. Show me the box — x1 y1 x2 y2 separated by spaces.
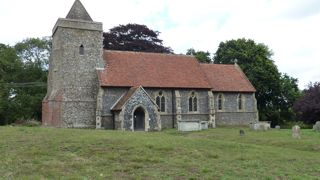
292 125 301 139
239 129 245 136
313 121 320 132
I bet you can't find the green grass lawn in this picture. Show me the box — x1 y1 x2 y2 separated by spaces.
0 127 320 179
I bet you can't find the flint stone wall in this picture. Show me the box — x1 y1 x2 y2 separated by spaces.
100 87 128 129
213 93 258 126
43 18 104 128
145 89 175 129
100 88 259 129
121 88 160 131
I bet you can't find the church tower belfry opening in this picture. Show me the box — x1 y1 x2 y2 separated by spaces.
42 0 104 128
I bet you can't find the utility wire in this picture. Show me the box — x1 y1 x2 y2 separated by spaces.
0 82 47 87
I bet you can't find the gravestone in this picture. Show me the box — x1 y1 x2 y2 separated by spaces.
313 121 320 132
275 125 280 130
239 129 245 136
292 125 301 139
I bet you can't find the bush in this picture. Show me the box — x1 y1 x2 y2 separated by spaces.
13 119 41 127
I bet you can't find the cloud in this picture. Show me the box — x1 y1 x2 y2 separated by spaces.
0 0 319 89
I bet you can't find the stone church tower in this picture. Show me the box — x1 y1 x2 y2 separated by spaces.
42 0 104 127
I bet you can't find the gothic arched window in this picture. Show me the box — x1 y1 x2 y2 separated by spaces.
218 94 224 111
156 91 165 112
188 91 198 112
79 44 84 55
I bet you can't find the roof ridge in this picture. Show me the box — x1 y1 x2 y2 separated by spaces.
104 50 194 58
200 63 235 66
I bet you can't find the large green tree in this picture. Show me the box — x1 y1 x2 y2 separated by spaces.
103 23 173 53
13 38 51 122
0 37 51 125
278 74 301 123
0 44 23 124
214 38 300 125
186 48 212 63
15 37 51 69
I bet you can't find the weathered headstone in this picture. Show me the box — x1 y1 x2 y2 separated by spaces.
313 121 320 132
292 125 301 139
275 125 280 130
239 129 245 136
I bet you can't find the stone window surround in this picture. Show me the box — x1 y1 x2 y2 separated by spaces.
237 93 246 111
188 91 199 113
217 93 225 112
154 90 167 113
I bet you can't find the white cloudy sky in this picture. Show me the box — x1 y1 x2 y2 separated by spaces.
0 0 319 89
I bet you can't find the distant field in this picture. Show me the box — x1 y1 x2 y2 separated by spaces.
0 126 319 179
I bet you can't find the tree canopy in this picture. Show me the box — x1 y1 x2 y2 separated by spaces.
214 38 300 125
15 37 51 69
0 37 50 125
293 82 320 124
0 44 22 125
103 23 173 53
186 48 212 63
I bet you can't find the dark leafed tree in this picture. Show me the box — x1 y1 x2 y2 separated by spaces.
293 82 320 124
103 23 173 53
214 38 300 125
186 48 212 63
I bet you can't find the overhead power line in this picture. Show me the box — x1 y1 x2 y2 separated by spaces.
0 82 47 87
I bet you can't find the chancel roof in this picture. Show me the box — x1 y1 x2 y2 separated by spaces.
200 64 256 92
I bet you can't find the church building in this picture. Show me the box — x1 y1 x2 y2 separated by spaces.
42 0 259 131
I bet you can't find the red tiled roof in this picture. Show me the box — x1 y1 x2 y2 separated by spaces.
99 50 211 89
200 64 256 92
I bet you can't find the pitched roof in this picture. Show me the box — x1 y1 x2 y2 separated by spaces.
111 87 138 111
200 64 256 92
98 50 211 89
66 0 92 21
111 86 158 111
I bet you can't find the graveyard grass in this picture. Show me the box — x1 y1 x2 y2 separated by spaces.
1 127 320 179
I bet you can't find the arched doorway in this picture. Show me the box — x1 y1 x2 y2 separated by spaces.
133 107 145 131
